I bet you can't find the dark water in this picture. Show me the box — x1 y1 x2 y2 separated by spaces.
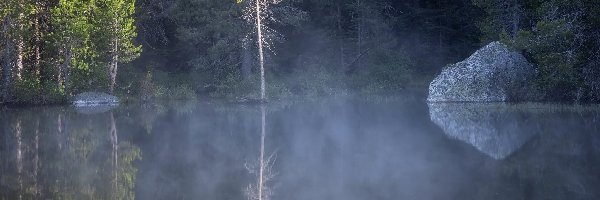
1 97 600 200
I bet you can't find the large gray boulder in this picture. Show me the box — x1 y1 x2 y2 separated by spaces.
73 92 119 107
428 41 538 102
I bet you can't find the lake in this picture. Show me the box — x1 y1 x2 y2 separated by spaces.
1 96 600 200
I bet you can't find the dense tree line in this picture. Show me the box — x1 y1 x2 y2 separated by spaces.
133 0 483 98
1 0 139 104
475 0 600 102
2 0 599 103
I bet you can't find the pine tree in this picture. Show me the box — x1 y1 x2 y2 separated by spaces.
473 0 526 42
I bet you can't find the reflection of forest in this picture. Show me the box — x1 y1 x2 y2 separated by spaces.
0 108 140 200
1 100 597 200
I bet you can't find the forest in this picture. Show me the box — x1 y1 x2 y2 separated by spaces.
1 0 600 104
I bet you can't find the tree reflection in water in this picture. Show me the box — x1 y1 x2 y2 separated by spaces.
1 100 599 200
0 107 140 200
245 105 277 200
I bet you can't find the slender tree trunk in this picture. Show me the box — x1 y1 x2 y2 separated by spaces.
255 0 266 100
15 37 23 81
108 16 120 94
0 114 6 192
241 38 252 79
258 105 266 200
337 3 345 68
57 112 64 150
33 117 40 197
355 0 363 71
109 36 119 94
15 13 24 81
2 16 13 101
109 112 119 193
34 18 41 79
437 2 443 49
58 42 72 91
510 3 520 40
345 0 364 74
15 118 23 200
15 119 23 172
33 0 42 79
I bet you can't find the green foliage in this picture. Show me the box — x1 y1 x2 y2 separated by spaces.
150 70 197 100
8 0 600 103
171 0 245 88
212 73 260 99
351 49 414 93
477 0 600 101
473 0 522 43
97 0 142 62
13 75 44 104
69 64 110 92
51 0 102 81
138 70 155 101
115 142 141 200
156 84 196 100
115 67 198 101
12 75 68 104
207 49 415 100
286 66 346 98
211 73 291 100
506 18 582 100
0 0 142 104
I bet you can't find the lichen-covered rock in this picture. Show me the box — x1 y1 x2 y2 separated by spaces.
73 92 119 107
428 103 540 160
428 41 538 102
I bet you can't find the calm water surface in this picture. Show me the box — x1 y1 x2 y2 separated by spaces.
1 97 600 200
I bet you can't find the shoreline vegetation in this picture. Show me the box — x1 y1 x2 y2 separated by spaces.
2 0 600 106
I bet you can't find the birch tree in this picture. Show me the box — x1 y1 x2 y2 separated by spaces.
0 0 28 100
240 0 305 100
240 0 278 100
1 3 12 100
245 106 277 200
52 0 97 92
98 0 141 93
13 1 25 82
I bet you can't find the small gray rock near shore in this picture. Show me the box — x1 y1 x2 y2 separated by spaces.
73 92 119 107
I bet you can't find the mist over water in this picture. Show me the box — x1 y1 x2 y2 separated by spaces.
1 97 600 199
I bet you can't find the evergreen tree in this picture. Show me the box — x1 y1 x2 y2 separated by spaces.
473 0 525 42
171 0 246 87
513 0 585 100
475 0 600 101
